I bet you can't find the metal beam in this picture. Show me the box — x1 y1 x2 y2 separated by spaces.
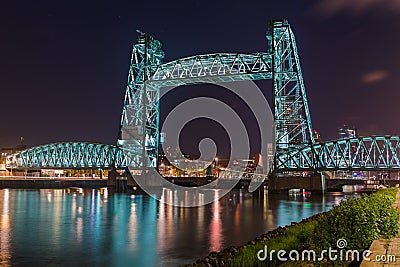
276 136 400 171
6 142 129 170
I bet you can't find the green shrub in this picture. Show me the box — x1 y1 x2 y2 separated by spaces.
313 188 399 253
225 188 399 267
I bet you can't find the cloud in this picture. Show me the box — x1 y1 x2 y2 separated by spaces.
361 70 389 83
313 0 400 17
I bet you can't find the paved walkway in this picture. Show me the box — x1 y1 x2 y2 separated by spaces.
360 188 400 266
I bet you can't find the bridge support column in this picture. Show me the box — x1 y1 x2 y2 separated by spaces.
116 177 127 193
107 169 117 187
268 173 326 192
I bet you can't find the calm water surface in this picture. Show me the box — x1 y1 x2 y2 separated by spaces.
0 188 348 266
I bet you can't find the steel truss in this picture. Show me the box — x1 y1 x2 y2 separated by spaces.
277 136 400 171
11 135 400 171
269 20 315 167
118 31 164 170
9 20 400 174
151 53 272 86
119 19 314 172
7 142 130 169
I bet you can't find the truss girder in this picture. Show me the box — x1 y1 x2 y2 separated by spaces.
14 20 396 175
7 142 130 170
151 53 272 86
118 20 316 173
276 136 400 171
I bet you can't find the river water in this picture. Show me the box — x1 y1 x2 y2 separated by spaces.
0 188 348 266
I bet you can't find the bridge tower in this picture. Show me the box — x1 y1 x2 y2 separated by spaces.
118 31 164 172
118 20 317 176
268 20 316 171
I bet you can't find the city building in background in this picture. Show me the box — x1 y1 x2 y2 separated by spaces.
266 143 274 174
0 138 26 175
338 124 357 139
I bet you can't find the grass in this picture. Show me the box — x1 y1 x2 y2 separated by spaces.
221 188 400 267
227 221 318 267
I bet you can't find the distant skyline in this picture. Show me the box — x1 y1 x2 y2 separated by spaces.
1 0 400 155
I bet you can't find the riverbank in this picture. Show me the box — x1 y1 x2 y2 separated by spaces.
185 188 400 267
0 177 107 189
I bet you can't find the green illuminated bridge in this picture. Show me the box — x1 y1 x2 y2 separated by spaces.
7 20 400 174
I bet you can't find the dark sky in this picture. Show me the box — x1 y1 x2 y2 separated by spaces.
1 0 400 153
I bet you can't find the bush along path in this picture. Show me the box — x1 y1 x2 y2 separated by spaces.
360 188 400 266
183 188 400 267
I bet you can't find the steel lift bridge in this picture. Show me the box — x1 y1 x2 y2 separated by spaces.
7 20 400 178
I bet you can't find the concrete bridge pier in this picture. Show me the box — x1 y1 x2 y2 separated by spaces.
268 172 327 192
107 169 117 188
107 169 155 193
252 182 266 198
107 169 128 192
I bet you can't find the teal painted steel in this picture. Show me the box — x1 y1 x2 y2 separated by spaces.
276 136 400 171
118 20 314 172
269 20 315 171
151 53 273 86
10 135 400 171
118 31 164 171
9 20 400 173
7 142 129 169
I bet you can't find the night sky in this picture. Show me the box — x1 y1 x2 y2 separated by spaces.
2 0 400 155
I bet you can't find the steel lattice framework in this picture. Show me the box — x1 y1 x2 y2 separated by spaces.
118 19 315 172
118 32 164 170
9 20 400 173
269 21 315 164
278 136 400 171
7 142 130 169
151 53 272 85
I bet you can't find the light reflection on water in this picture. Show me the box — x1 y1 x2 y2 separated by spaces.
0 189 10 266
0 188 351 267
